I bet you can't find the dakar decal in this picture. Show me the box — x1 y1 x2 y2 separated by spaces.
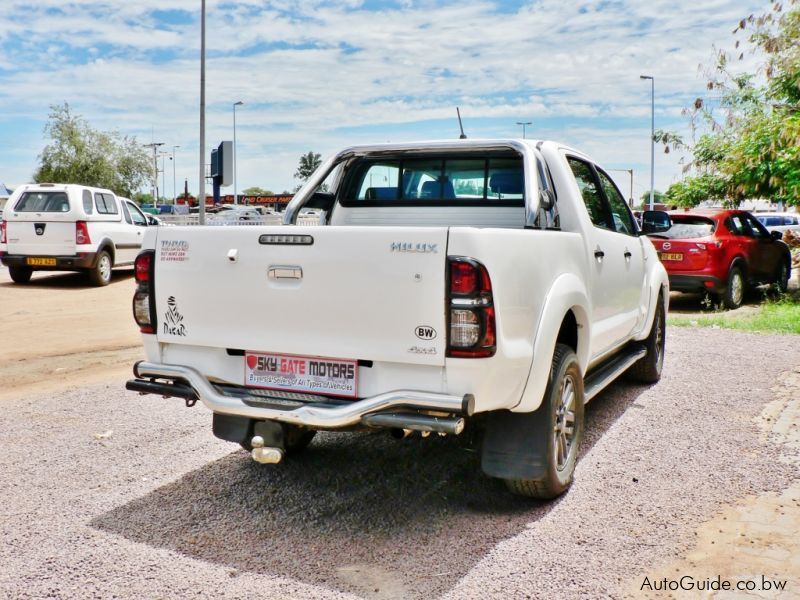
163 296 187 336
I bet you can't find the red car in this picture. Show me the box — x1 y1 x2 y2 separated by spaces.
647 209 792 308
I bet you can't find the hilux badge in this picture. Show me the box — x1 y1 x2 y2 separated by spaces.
390 242 438 253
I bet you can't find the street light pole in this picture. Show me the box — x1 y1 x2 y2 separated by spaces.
233 101 243 205
144 142 164 205
198 0 206 224
172 145 180 204
608 168 635 207
640 74 655 211
515 121 532 139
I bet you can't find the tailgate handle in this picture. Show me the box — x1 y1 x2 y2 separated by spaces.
268 265 303 280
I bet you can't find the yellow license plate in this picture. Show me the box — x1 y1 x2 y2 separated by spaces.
660 252 683 261
26 257 57 266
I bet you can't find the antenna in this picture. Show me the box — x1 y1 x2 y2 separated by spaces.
456 107 467 139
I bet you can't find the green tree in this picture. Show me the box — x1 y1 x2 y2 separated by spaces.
294 151 322 190
242 186 274 195
661 0 800 207
33 103 152 198
638 189 665 207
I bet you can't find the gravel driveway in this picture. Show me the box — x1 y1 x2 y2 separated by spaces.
1 328 798 599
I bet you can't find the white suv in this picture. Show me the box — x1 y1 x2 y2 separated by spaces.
0 183 153 285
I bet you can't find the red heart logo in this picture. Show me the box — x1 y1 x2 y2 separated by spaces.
246 355 258 370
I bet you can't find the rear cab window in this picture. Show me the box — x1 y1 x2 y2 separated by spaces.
14 191 71 213
340 154 525 206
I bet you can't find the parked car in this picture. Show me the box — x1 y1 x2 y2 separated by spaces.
753 212 800 234
647 209 792 308
0 184 153 285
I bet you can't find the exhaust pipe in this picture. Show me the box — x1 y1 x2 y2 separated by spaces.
250 435 284 464
362 413 464 435
390 428 414 439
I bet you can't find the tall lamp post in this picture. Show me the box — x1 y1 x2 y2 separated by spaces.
171 145 180 204
516 121 532 139
608 168 634 207
640 74 655 211
198 0 206 223
144 142 164 204
233 101 243 205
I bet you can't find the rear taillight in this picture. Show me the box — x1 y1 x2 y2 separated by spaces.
76 221 91 245
133 251 156 334
0 220 6 244
447 257 496 358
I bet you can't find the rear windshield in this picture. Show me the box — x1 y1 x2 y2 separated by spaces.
14 191 71 212
339 155 525 207
661 216 716 239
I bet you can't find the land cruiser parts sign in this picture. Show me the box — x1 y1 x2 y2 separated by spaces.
245 352 358 398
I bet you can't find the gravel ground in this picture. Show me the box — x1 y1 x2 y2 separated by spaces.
1 327 798 599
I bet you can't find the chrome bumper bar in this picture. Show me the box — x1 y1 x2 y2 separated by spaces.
129 361 474 429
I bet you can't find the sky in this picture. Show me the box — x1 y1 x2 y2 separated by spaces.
0 0 766 201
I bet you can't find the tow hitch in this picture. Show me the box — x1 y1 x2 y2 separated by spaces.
250 436 284 464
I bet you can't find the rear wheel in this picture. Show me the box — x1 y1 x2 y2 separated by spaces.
88 251 112 286
774 259 790 294
723 264 745 309
628 295 665 383
8 266 33 284
504 343 585 499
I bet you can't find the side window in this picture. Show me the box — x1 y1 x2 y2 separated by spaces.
82 190 94 214
121 201 132 224
727 215 747 236
567 157 611 230
127 202 148 226
597 169 636 235
744 214 769 239
95 192 119 215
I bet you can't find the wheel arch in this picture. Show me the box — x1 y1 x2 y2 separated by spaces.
94 239 116 267
512 273 590 414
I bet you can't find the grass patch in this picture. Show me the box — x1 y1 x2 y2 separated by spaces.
669 296 800 335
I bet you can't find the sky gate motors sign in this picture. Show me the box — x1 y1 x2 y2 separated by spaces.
244 352 358 398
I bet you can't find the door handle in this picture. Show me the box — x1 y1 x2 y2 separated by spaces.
594 249 605 259
624 251 632 259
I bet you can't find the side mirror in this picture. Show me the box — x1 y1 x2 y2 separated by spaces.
641 210 672 234
770 230 783 241
305 191 335 211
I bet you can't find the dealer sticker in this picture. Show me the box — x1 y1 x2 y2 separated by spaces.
244 352 358 398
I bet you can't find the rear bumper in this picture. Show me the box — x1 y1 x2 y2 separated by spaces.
1 253 97 270
127 361 474 433
668 274 724 294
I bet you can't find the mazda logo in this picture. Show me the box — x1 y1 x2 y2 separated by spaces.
662 242 671 250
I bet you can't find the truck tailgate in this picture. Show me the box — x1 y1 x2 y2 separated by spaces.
6 216 75 256
153 225 449 368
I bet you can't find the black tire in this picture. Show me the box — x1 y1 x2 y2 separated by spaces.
722 263 745 309
240 425 316 454
774 259 790 294
504 343 585 499
88 250 113 286
628 294 666 384
8 266 33 284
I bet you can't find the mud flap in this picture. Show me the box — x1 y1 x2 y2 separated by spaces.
212 413 253 445
480 407 549 480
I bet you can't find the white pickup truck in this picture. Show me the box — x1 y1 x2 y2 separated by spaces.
126 139 670 498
